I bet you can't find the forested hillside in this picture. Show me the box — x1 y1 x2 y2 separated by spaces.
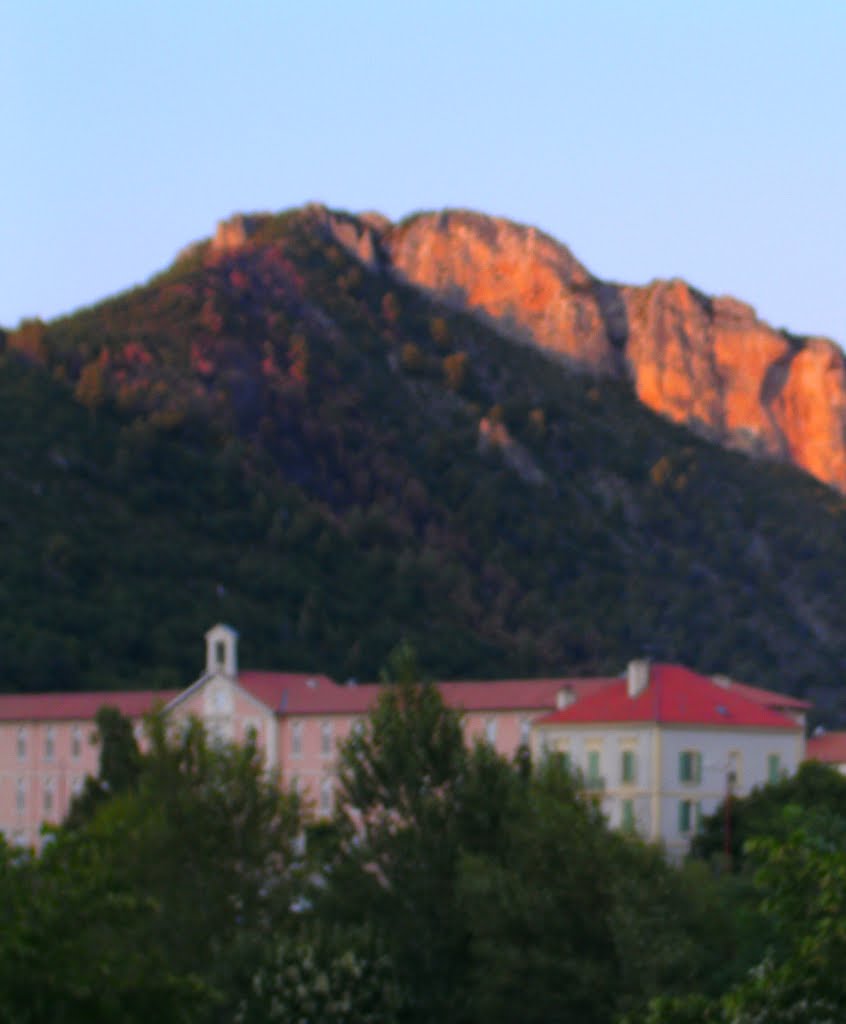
2 204 846 704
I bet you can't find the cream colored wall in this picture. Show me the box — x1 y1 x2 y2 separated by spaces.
532 723 657 837
533 720 804 856
658 726 802 858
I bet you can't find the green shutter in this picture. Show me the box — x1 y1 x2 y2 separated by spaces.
678 800 691 833
622 750 636 784
768 754 781 784
679 751 702 784
588 750 601 782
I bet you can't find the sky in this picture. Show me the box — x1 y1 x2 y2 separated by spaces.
3 1 845 344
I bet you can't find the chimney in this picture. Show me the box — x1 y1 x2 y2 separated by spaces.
556 687 576 710
626 659 650 699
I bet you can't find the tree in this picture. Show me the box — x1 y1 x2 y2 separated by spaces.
640 817 846 1023
66 705 142 827
0 825 208 1023
321 643 523 1024
442 351 469 391
458 756 620 1024
690 761 846 869
234 925 403 1024
0 712 306 1022
75 361 107 412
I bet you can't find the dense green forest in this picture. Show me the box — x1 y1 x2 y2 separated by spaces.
3 205 846 707
4 671 846 1023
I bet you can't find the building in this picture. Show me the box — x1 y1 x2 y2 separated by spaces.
533 660 806 859
806 730 846 774
0 625 809 854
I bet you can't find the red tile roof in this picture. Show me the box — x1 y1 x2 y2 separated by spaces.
806 731 846 765
438 677 615 712
239 672 381 715
0 664 807 727
536 664 799 730
0 689 179 722
238 673 617 716
718 678 811 711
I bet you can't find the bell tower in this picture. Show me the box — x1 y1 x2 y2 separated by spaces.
205 623 238 678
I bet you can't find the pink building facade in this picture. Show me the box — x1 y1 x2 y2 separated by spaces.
0 624 811 851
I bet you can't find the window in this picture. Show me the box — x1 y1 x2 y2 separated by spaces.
586 750 603 789
215 640 226 668
678 799 695 834
71 725 82 759
44 726 55 762
679 750 702 784
17 727 27 762
321 721 333 758
320 777 333 816
485 718 498 745
16 778 26 814
43 777 54 814
71 776 84 796
520 717 531 745
291 722 303 758
621 749 637 785
621 798 635 831
768 754 782 784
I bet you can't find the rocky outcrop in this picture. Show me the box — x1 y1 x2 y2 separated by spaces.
381 210 846 494
212 213 268 254
385 211 622 375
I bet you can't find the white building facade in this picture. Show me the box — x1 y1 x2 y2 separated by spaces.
534 660 805 859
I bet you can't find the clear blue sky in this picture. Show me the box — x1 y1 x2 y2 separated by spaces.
3 1 844 344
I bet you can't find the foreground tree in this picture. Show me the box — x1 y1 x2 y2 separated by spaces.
690 760 846 869
642 815 846 1023
234 925 403 1024
0 712 305 1023
318 642 525 1024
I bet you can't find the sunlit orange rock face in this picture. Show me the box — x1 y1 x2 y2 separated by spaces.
385 211 622 375
384 211 846 493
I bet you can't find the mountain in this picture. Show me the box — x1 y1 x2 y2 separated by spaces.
2 203 846 715
382 211 846 494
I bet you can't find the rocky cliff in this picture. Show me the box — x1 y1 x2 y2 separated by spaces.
378 210 846 494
